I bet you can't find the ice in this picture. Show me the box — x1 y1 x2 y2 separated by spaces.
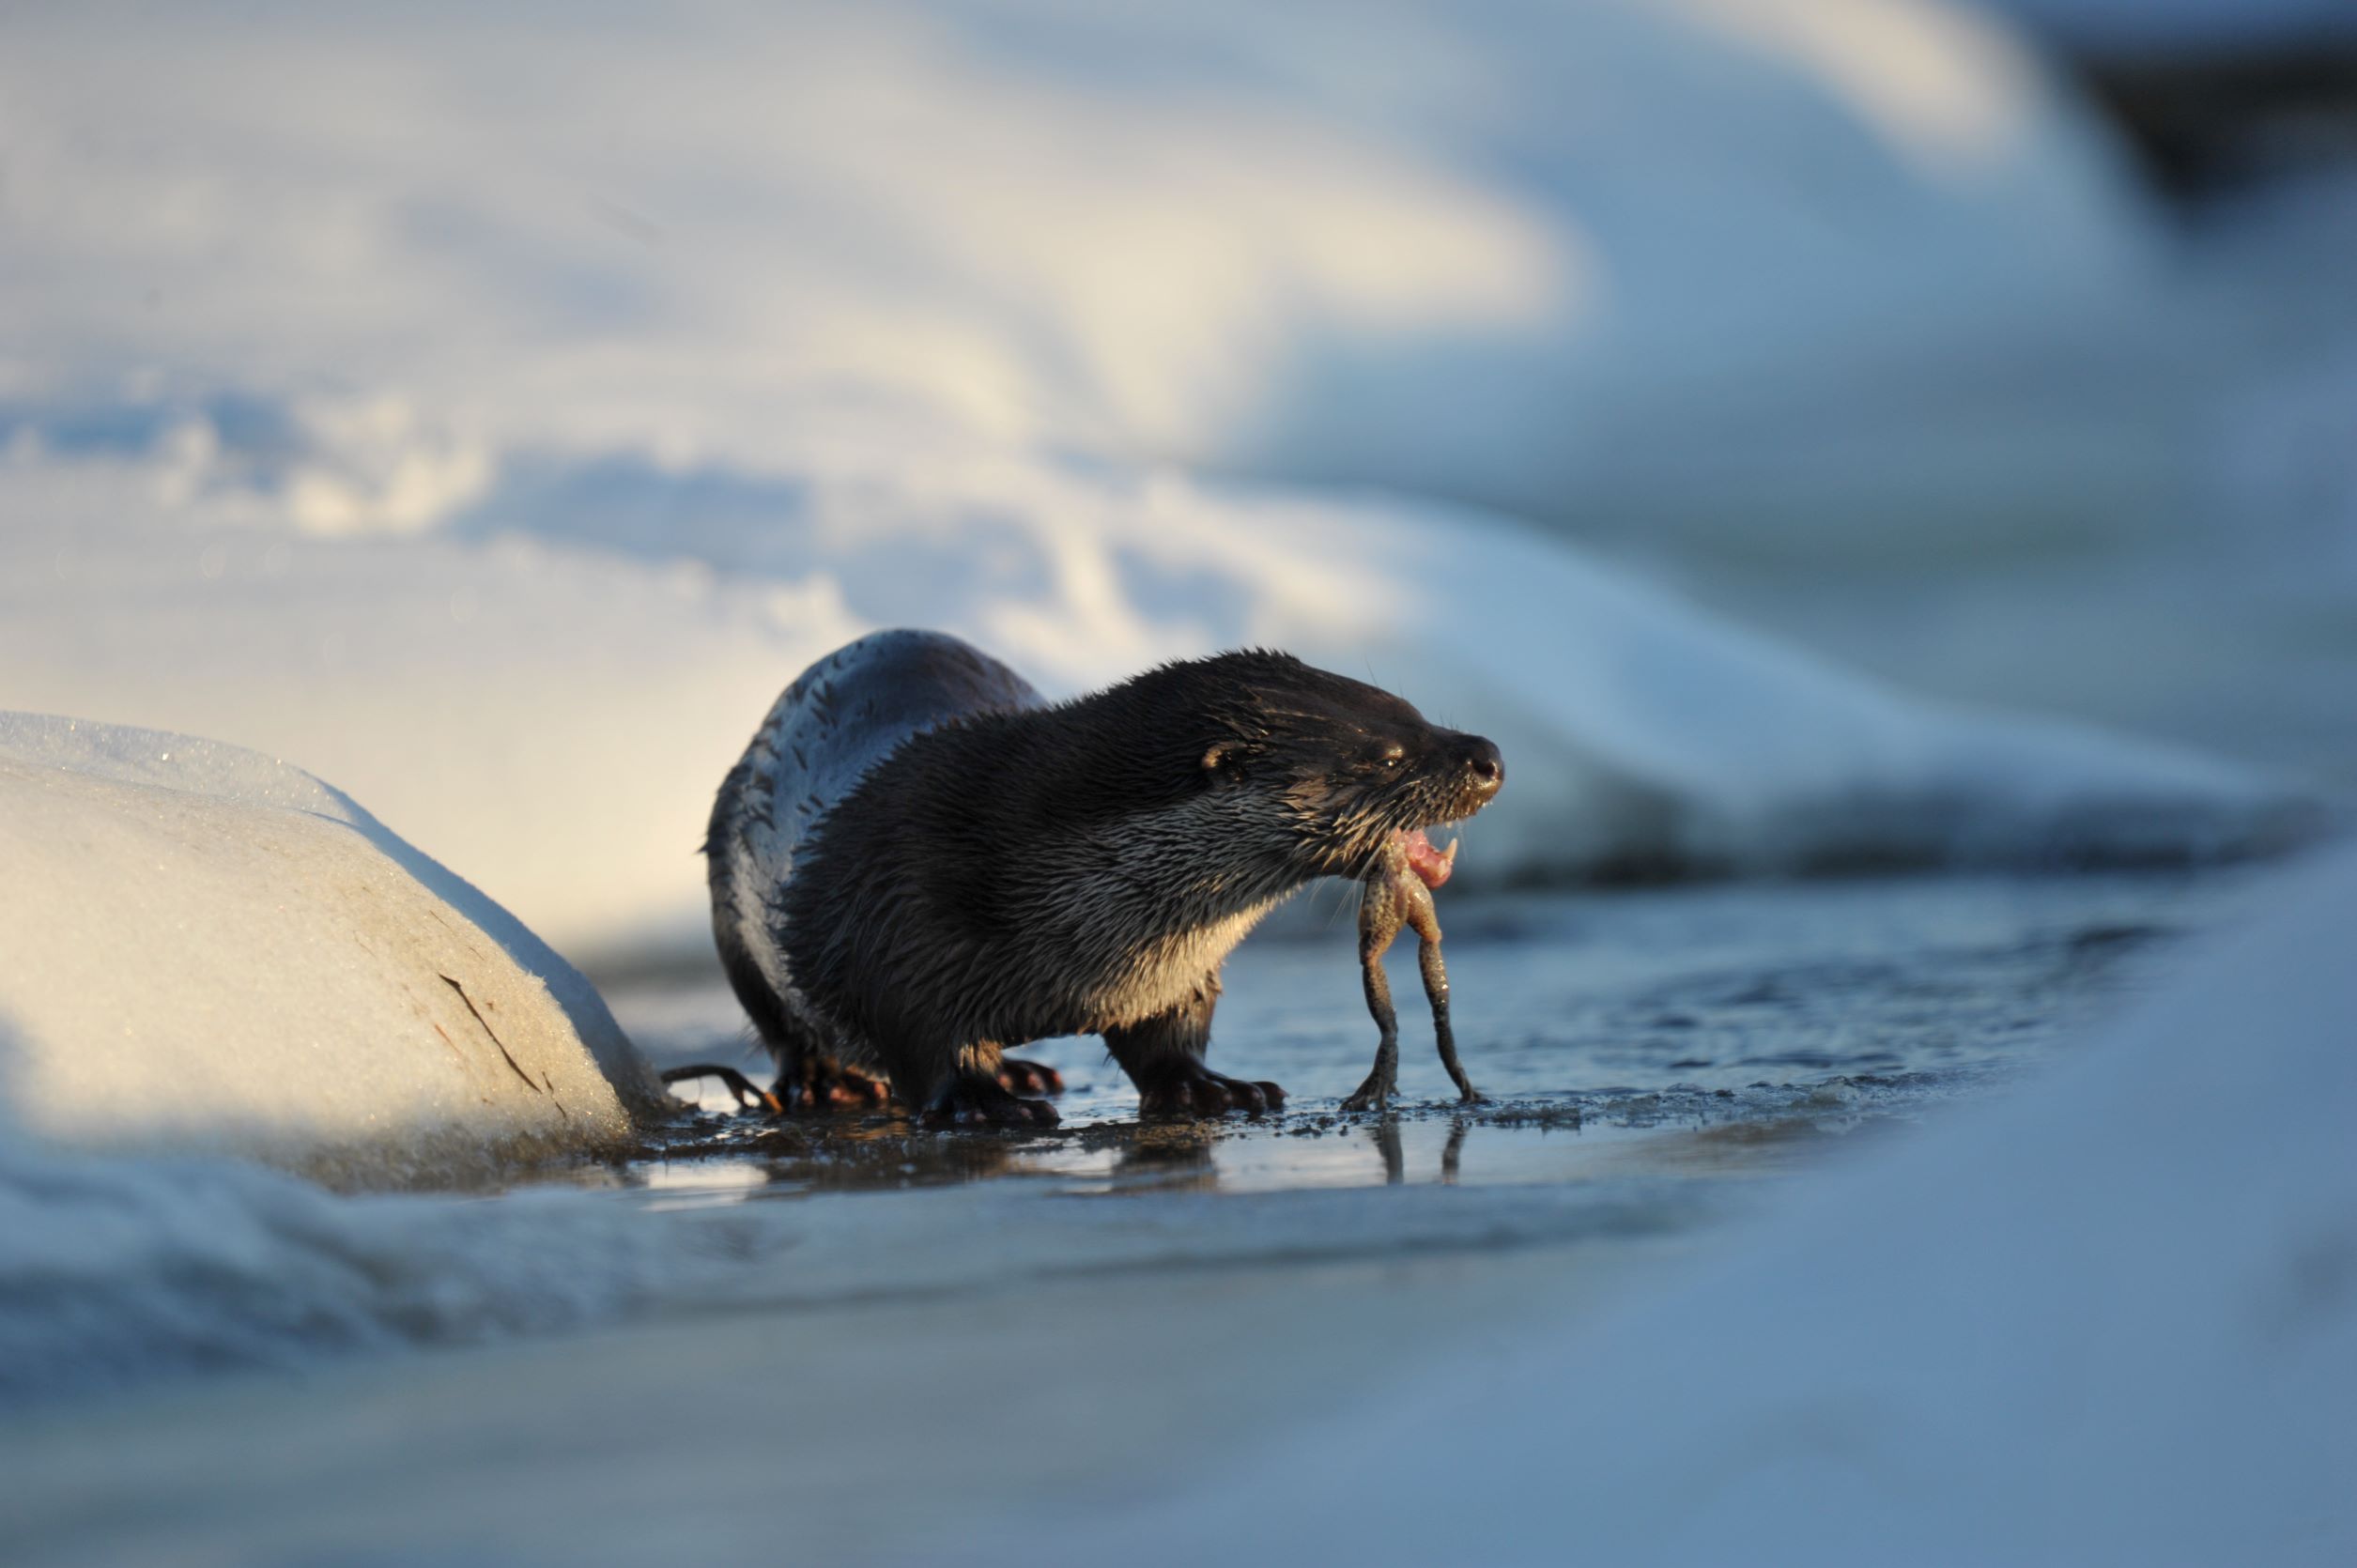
1107 839 2357 1566
0 713 655 1181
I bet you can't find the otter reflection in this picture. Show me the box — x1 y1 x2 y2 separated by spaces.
639 1101 1490 1195
639 1112 1045 1192
1110 1125 1220 1192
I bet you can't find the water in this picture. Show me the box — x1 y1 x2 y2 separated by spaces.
608 871 2226 1197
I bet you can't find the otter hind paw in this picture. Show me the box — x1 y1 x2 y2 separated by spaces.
921 1073 1061 1130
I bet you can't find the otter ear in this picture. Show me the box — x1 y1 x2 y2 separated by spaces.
1201 740 1240 779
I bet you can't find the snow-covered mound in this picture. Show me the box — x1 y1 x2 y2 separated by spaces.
0 714 655 1181
0 0 2158 538
2 468 2309 957
1110 839 2357 1565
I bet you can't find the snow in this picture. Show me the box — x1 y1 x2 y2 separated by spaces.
1105 838 2357 1566
0 3 2342 1546
0 713 654 1182
3 467 2310 960
0 1142 751 1405
0 0 2334 957
0 0 2142 500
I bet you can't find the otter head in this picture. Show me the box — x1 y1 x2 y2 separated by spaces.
1184 651 1503 890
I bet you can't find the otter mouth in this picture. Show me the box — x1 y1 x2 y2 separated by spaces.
1392 827 1459 890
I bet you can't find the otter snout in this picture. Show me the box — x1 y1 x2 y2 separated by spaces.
1460 735 1504 799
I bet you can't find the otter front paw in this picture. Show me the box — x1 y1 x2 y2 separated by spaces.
921 1073 1061 1129
997 1056 1065 1096
1137 1062 1286 1119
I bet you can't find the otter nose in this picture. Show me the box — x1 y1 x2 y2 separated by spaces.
1462 736 1503 797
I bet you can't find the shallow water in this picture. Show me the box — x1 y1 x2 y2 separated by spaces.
609 871 2225 1198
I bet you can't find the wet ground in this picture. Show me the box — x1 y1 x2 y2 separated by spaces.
608 871 2223 1200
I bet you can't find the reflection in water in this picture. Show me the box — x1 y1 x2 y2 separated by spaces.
631 1110 1040 1193
1373 1115 1475 1186
624 1083 1945 1200
1111 1126 1219 1192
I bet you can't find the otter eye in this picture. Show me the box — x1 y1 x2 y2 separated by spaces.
1378 746 1405 771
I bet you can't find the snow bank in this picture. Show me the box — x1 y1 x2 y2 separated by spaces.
0 714 654 1181
0 0 2326 957
3 466 2308 958
0 0 2158 539
1109 839 2357 1565
3 463 872 959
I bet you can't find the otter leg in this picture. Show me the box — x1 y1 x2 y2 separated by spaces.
1106 987 1285 1120
1342 885 1406 1113
1417 930 1483 1105
919 1042 1060 1129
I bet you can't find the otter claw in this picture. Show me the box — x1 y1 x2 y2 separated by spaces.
1231 1077 1286 1112
1138 1066 1286 1120
997 1057 1065 1096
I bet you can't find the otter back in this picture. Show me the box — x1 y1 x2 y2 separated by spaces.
703 630 1042 1060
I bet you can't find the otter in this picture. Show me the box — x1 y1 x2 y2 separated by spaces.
683 629 1502 1127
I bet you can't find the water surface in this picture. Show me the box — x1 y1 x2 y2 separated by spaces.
609 871 2223 1198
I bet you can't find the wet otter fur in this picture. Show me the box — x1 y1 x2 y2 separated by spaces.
704 629 1502 1127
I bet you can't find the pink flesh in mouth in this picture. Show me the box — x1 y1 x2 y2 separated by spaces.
1394 827 1457 889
